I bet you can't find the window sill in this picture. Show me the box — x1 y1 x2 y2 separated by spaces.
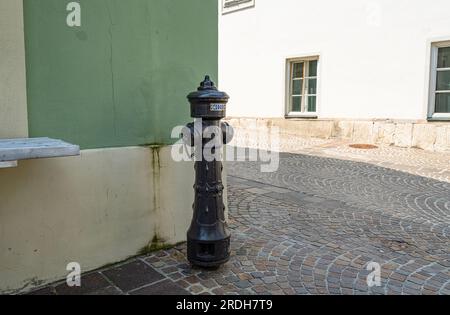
285 113 318 119
427 116 450 122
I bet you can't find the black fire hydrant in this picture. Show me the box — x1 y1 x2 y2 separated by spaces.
183 75 234 268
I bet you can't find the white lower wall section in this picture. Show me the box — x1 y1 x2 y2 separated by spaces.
226 117 450 152
0 146 195 294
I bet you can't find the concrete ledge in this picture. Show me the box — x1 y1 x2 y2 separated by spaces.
0 138 80 162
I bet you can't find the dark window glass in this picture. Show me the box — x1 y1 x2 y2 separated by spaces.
309 60 318 77
307 96 316 112
438 47 450 68
292 96 302 112
435 93 450 113
293 63 304 79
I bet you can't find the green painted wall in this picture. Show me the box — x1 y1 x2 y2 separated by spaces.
24 0 218 149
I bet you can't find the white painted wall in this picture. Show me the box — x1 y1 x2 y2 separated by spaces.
0 146 194 294
219 0 450 120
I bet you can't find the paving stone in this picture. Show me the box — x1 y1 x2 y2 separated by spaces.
278 282 291 289
294 287 308 295
283 287 296 295
175 279 190 289
161 266 179 274
390 273 407 282
250 278 263 285
176 263 191 270
214 277 230 286
237 273 252 280
302 196 326 203
184 275 201 284
86 286 123 295
190 285 206 294
145 256 159 263
251 272 265 279
246 188 271 195
327 277 340 284
224 275 240 283
262 276 278 284
55 272 110 295
252 286 267 294
131 280 190 295
201 279 218 289
212 288 226 295
169 273 184 281
265 186 292 194
102 261 164 292
235 280 252 289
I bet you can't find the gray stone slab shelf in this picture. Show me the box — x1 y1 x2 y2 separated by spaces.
0 138 80 162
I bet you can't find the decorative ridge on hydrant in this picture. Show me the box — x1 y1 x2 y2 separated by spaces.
183 75 234 268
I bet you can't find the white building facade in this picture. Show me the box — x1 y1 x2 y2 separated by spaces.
219 0 450 151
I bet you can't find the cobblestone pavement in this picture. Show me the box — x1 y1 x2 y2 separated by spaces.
29 147 450 295
231 134 450 183
301 142 450 183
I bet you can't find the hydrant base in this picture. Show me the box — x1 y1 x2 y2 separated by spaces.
187 236 231 268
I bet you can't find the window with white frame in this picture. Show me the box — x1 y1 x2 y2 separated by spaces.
430 43 450 118
287 57 319 116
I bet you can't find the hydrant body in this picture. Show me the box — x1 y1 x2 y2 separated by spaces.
184 76 233 268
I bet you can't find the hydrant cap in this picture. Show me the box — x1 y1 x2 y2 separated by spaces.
187 75 229 103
